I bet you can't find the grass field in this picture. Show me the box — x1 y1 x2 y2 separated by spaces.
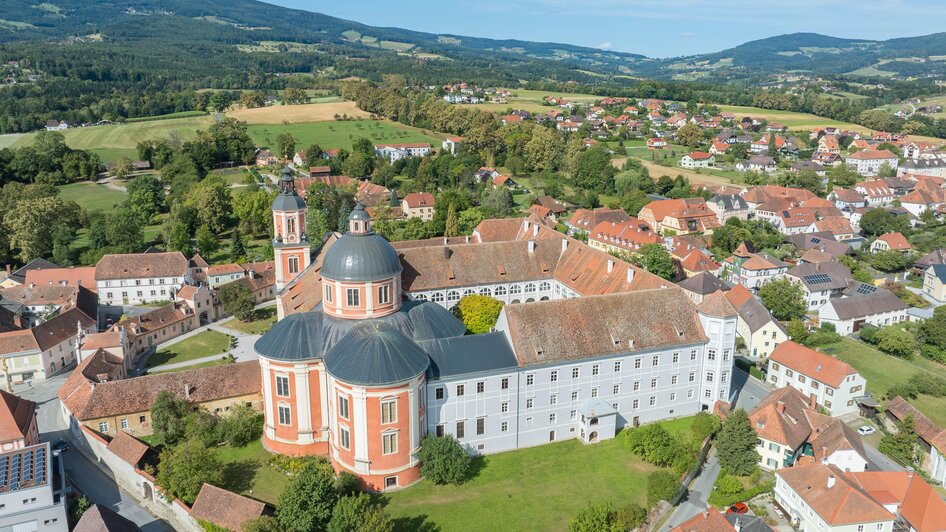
612 156 734 187
822 338 946 426
221 306 277 334
246 119 444 152
217 439 288 505
11 116 214 162
716 105 871 132
146 330 231 368
0 133 27 149
385 424 676 531
58 181 128 212
460 88 604 114
226 100 370 124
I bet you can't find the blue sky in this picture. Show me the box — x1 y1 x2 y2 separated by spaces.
268 0 946 57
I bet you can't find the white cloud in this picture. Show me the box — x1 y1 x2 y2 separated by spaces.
679 32 694 37
598 42 613 49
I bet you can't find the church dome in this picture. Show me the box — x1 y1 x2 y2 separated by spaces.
321 206 402 282
254 312 324 361
323 322 429 386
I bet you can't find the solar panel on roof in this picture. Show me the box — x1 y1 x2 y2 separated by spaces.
856 284 877 295
803 274 832 285
810 237 821 244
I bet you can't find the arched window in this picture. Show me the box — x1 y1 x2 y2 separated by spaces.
540 296 549 301
447 291 460 303
525 283 536 293
479 287 492 296
432 292 445 303
511 299 521 304
463 289 475 296
414 293 428 301
287 217 296 235
510 285 522 295
539 281 551 292
495 286 507 296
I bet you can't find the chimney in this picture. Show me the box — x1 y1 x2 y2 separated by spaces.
465 236 470 243
528 240 536 253
443 246 450 260
777 401 785 414
809 395 818 411
184 383 192 400
827 475 836 489
29 282 35 289
561 239 568 252
626 268 635 284
607 259 614 273
533 224 539 237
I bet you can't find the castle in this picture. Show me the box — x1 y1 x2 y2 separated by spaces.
256 169 738 491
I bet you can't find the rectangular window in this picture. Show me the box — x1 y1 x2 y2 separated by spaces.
652 355 659 366
632 399 639 409
706 372 714 382
550 370 558 382
549 413 557 423
572 367 579 378
613 384 620 394
456 421 465 439
120 418 128 429
474 381 484 393
634 358 642 369
325 285 333 303
570 410 577 420
436 425 445 437
614 361 621 372
338 397 350 420
571 390 579 402
476 417 485 435
501 401 509 413
708 349 716 361
435 387 444 400
288 256 300 274
671 375 678 385
651 377 658 388
99 421 109 433
527 374 534 386
592 364 599 376
691 350 697 360
382 432 398 455
550 394 558 405
501 377 509 389
381 399 397 424
276 375 290 397
689 372 696 383
649 396 656 406
346 288 360 307
501 421 508 432
278 405 291 426
340 427 351 450
378 284 390 305
457 384 465 396
670 392 676 401
591 387 598 398
526 398 534 409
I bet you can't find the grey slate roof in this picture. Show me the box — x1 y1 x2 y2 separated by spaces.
421 332 518 379
254 311 325 361
725 513 773 532
786 261 853 291
579 398 617 418
324 322 430 386
709 194 748 212
321 232 403 282
916 249 946 269
828 286 908 320
9 258 59 285
678 272 729 295
737 298 785 335
272 191 307 211
929 264 946 283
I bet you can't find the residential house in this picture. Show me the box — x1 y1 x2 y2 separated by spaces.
750 134 785 155
900 187 946 218
442 136 463 155
638 198 721 235
723 286 787 358
95 252 190 306
566 207 631 236
736 155 777 173
817 135 841 154
923 264 946 302
767 341 866 416
58 359 261 438
870 232 911 254
0 443 68 532
532 196 570 218
819 283 908 335
898 158 946 178
24 267 96 293
587 219 660 256
0 306 97 384
108 302 199 359
721 243 789 290
678 273 729 304
846 150 899 177
475 167 500 183
812 151 842 166
0 258 61 289
884 396 946 486
670 509 772 532
709 140 730 156
401 192 436 221
914 249 946 274
307 166 331 179
749 386 867 471
827 187 868 212
374 143 431 164
207 263 246 288
255 149 278 167
674 246 719 278
646 138 667 150
812 216 856 241
44 119 69 131
789 161 826 176
0 389 38 451
229 268 277 306
0 283 98 328
707 195 750 223
680 152 714 169
785 262 853 311
854 180 895 207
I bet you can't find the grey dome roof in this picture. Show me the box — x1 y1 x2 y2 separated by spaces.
254 312 324 361
324 322 429 386
321 232 402 282
406 301 467 341
272 190 307 211
349 203 370 221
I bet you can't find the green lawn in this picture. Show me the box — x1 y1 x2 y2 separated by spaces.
246 119 443 152
385 430 665 531
221 306 277 334
217 439 288 505
146 330 231 368
822 338 946 426
12 116 215 162
58 181 128 212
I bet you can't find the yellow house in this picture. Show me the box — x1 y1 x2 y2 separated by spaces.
924 264 946 302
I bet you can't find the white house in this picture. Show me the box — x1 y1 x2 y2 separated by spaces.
845 149 899 177
680 152 714 169
775 464 895 532
784 262 853 312
0 443 68 532
94 251 191 306
819 283 908 335
0 307 97 384
374 143 431 163
766 341 866 416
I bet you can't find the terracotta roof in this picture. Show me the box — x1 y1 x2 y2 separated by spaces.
590 219 660 251
208 263 245 276
687 151 713 160
0 306 96 353
750 386 819 448
24 266 97 292
877 232 911 251
724 284 753 308
106 431 150 466
677 249 718 273
59 359 260 421
568 207 631 230
769 341 858 388
95 252 188 281
848 149 897 160
740 253 787 271
502 288 704 367
0 284 84 308
0 388 36 444
671 510 735 532
190 484 266 531
698 290 739 318
799 248 833 264
110 302 192 338
403 192 435 209
778 463 896 526
79 331 124 351
176 285 198 300
529 204 552 218
641 198 718 224
74 505 140 532
885 396 946 451
232 269 276 293
375 142 430 149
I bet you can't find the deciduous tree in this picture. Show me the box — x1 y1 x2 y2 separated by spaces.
277 460 339 532
416 434 472 485
219 282 255 321
452 294 503 334
327 494 393 532
758 277 807 321
715 409 760 476
156 438 223 504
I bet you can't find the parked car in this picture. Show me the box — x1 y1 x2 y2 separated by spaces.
858 426 876 436
726 503 749 515
51 440 69 452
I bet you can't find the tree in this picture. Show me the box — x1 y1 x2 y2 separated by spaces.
104 207 145 254
569 502 615 532
758 278 807 321
327 494 394 532
195 225 218 255
444 203 459 237
111 157 134 180
573 146 615 194
452 294 503 334
156 438 222 504
415 434 472 485
875 326 916 359
615 504 647 531
524 126 564 172
151 390 190 445
3 196 82 262
277 460 339 532
238 91 267 109
638 243 675 281
342 151 372 178
276 133 296 161
216 404 263 447
860 208 908 238
690 411 722 443
647 470 679 506
186 177 231 233
243 516 282 532
919 306 946 350
281 87 309 105
676 123 703 147
232 189 276 237
219 282 255 321
787 319 809 343
229 229 247 262
870 249 910 272
620 189 650 216
879 415 917 467
715 409 760 476
126 175 165 221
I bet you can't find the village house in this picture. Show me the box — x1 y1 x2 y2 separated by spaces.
817 135 841 154
766 341 866 416
0 442 68 532
923 264 946 302
827 187 868 212
0 305 97 385
854 180 895 207
789 161 826 176
846 149 899 177
228 268 277 306
884 397 946 487
0 283 97 328
95 252 190 307
532 196 570 218
706 194 749 223
638 198 721 235
749 386 867 472
441 136 463 155
819 282 908 335
107 302 199 359
678 273 730 305
207 263 246 288
785 261 853 311
23 266 96 293
374 143 431 163
58 357 261 438
0 389 38 452
812 216 857 242
680 151 715 169
190 484 268 532
566 207 630 236
723 286 787 358
44 119 69 131
673 245 719 279
401 192 436 221
898 158 946 178
587 219 660 256
255 149 278 167
900 187 946 217
646 138 667 150
721 243 788 290
870 232 911 254
736 155 777 173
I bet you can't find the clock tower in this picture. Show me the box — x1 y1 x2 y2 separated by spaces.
272 167 310 291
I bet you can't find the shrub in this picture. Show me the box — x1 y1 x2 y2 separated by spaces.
615 503 648 531
875 326 916 358
920 344 946 363
416 435 472 485
908 373 946 397
625 424 680 467
335 471 362 496
216 404 263 447
707 480 774 508
569 502 616 532
451 294 504 334
647 470 679 506
715 474 743 496
859 325 879 344
277 460 340 532
327 493 393 532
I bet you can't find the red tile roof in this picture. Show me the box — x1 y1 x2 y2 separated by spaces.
403 192 435 209
190 484 266 531
769 341 858 388
0 389 36 444
778 463 895 526
877 232 911 251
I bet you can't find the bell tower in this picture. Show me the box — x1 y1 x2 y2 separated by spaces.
273 167 311 290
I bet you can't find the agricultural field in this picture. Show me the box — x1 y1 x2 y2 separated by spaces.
57 181 128 212
460 88 604 114
715 105 871 132
10 115 215 162
246 119 444 152
225 100 367 124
